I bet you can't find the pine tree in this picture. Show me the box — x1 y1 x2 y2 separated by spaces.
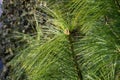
1 0 120 80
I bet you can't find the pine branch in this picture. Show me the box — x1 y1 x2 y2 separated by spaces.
68 31 83 80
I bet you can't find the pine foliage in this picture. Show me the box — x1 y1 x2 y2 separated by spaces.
1 0 120 80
